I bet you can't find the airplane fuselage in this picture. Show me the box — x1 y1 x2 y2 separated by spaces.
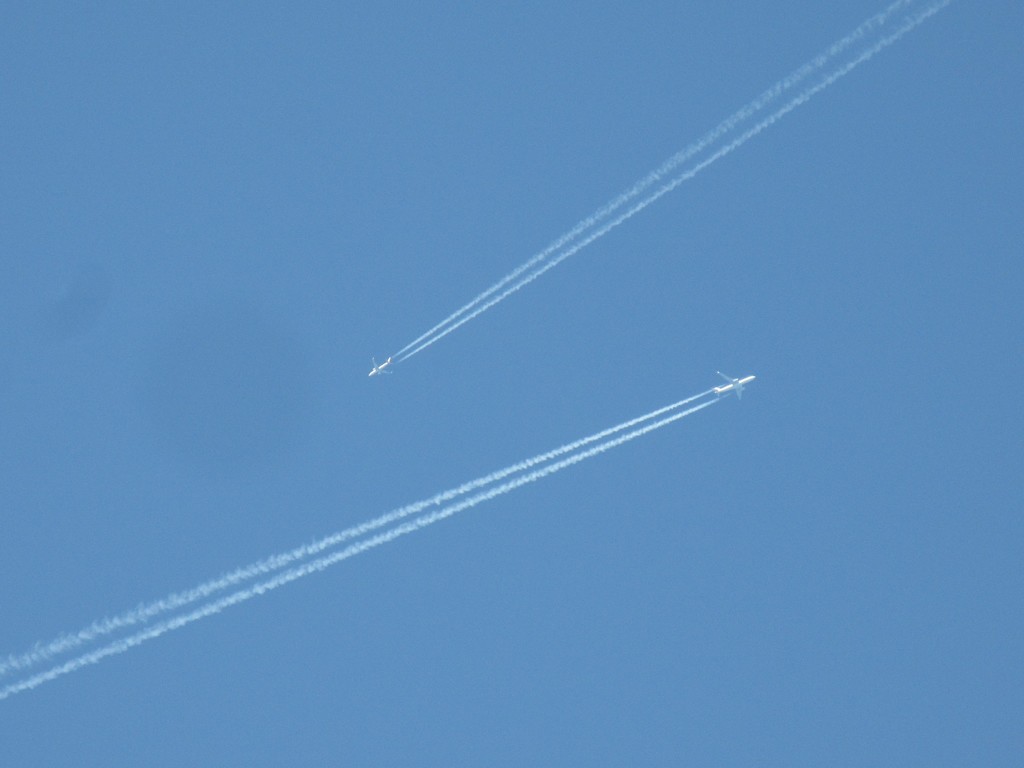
368 356 393 377
713 374 756 399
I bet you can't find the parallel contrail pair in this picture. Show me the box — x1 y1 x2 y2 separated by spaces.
3 0 956 703
391 0 952 364
1 389 718 700
0 387 711 681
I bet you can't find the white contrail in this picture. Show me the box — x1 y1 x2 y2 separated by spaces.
7 0 945 678
395 0 952 362
0 395 719 701
392 0 919 361
0 388 713 680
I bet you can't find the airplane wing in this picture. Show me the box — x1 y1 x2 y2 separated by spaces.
717 371 733 383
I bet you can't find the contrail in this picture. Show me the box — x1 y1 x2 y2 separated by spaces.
0 389 714 681
394 0 952 363
9 0 946 678
392 0 919 361
1 394 719 701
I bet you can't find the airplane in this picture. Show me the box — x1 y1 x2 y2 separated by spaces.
713 371 756 400
368 356 394 377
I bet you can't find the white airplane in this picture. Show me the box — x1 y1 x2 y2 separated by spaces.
713 371 756 399
368 356 394 377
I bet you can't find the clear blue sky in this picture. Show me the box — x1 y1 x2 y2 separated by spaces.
2 1 1021 764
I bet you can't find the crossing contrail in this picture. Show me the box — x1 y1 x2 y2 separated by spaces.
392 0 952 363
0 389 715 686
1 392 719 701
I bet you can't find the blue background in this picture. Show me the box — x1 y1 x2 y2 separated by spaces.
2 1 1021 764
